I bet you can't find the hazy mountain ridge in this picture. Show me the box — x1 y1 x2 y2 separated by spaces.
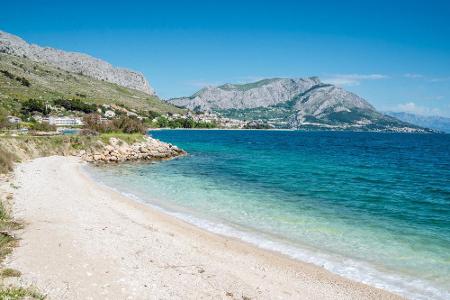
386 112 450 133
0 30 154 95
168 78 431 132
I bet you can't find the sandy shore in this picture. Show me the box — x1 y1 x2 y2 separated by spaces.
2 156 402 299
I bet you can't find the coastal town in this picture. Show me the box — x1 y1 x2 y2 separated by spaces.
1 102 253 136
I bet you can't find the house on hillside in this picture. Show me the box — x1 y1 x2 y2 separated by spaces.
104 110 116 118
47 116 83 126
7 116 21 124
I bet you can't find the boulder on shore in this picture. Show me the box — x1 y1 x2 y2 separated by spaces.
79 136 186 163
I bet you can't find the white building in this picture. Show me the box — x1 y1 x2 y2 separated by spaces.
48 116 83 126
104 110 116 118
7 116 21 124
32 115 43 123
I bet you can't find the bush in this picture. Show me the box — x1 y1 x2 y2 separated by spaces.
83 114 146 134
0 148 17 174
16 76 31 87
79 129 99 136
154 116 169 128
54 99 96 113
0 70 15 80
83 114 102 131
0 70 31 87
146 110 161 120
0 286 45 300
0 268 21 277
21 99 49 116
29 122 57 132
112 116 146 134
153 116 217 129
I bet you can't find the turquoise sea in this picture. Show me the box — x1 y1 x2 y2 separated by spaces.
86 130 450 299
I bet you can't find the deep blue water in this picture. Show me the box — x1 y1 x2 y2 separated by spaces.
86 130 450 299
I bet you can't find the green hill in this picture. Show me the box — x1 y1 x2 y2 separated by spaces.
0 53 184 115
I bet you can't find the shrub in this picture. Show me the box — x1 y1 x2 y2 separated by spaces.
0 70 31 86
0 286 45 300
83 114 102 131
0 148 17 174
29 122 57 132
75 92 87 98
153 116 217 129
146 110 161 120
83 114 146 134
154 116 169 128
21 99 49 116
112 116 146 134
54 98 96 113
79 129 99 136
0 268 21 277
0 70 15 80
16 76 31 87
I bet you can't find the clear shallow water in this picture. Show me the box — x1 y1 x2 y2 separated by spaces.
86 130 450 299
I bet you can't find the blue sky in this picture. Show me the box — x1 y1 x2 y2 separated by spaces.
1 0 450 116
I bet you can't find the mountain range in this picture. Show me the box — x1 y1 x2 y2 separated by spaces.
0 30 439 132
168 78 431 132
385 112 450 133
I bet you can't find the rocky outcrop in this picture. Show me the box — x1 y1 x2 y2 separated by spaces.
80 136 186 163
0 30 154 95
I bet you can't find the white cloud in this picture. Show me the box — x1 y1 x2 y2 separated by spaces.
323 74 388 86
402 73 450 82
404 73 424 79
429 76 450 83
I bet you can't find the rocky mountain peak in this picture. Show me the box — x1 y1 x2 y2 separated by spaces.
167 77 429 132
0 30 154 95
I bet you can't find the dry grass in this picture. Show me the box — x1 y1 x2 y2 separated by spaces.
0 148 17 174
0 167 45 298
0 286 45 299
0 268 21 278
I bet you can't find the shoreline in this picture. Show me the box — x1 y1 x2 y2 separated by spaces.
4 156 402 299
148 128 444 135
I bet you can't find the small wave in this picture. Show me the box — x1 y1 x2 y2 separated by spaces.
83 166 448 300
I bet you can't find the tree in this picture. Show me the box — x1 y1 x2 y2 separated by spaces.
112 116 146 134
29 122 56 132
21 99 49 116
83 114 102 131
54 99 96 113
155 117 169 128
